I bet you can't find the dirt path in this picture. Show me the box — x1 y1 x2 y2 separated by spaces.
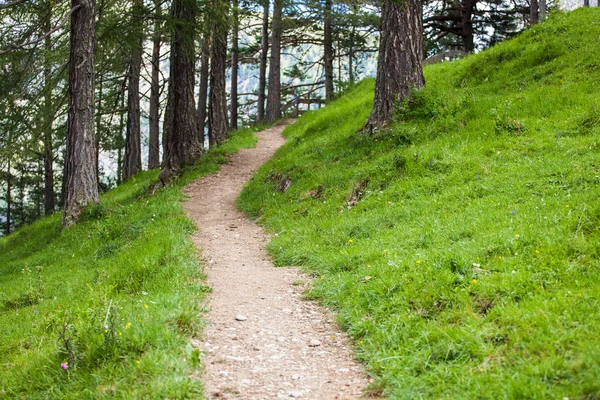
183 123 369 399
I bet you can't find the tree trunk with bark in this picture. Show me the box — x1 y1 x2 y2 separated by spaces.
197 33 209 146
363 0 424 132
324 0 334 100
230 0 239 130
42 4 55 215
530 0 539 24
148 0 162 169
124 0 143 180
208 0 229 146
266 0 282 122
461 0 475 52
159 0 202 184
257 0 269 122
63 0 99 226
5 159 11 235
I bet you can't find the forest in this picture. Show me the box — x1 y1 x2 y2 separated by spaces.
1 0 545 233
1 0 599 397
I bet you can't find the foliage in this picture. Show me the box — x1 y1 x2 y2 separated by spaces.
238 9 600 399
0 126 258 398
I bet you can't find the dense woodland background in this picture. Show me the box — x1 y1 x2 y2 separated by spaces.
0 0 594 234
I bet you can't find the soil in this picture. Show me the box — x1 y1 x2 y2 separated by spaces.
183 122 369 399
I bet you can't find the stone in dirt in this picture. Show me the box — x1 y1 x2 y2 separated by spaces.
309 339 322 347
235 314 248 321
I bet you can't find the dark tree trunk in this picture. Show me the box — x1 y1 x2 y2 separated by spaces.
197 33 209 146
208 0 229 146
266 0 282 122
257 0 269 122
5 159 11 235
530 0 539 24
117 91 125 184
63 0 99 226
148 0 162 169
583 0 589 6
230 0 239 130
324 0 334 101
159 0 202 183
124 0 143 180
364 0 424 132
42 5 55 215
461 0 475 53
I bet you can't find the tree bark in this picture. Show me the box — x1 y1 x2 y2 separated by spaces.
208 0 229 146
148 0 162 169
124 0 143 180
159 0 202 183
257 0 269 122
530 0 539 24
266 0 282 122
197 33 209 147
5 158 11 235
324 0 334 100
42 4 55 215
461 0 475 52
63 0 99 226
363 0 424 132
230 0 239 130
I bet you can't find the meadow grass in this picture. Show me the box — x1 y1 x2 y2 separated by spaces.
0 126 259 399
238 9 600 399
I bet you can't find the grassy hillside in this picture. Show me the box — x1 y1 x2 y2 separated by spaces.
239 9 600 399
0 129 258 398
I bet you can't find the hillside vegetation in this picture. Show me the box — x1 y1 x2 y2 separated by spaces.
0 130 258 398
239 9 600 399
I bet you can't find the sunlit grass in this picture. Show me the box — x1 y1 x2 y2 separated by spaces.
0 126 259 398
238 9 600 399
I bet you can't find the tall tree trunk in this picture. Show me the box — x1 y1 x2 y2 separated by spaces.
124 0 143 180
208 0 229 146
117 93 125 184
583 0 589 6
95 74 102 182
42 4 55 215
148 0 162 169
324 0 334 101
461 0 475 53
363 0 424 132
63 0 99 227
257 0 269 122
197 33 209 146
349 15 355 85
5 158 11 235
159 0 202 183
266 0 282 122
230 0 239 129
530 0 539 24
539 0 547 19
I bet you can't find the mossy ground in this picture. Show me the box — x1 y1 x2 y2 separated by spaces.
0 127 259 399
238 9 600 399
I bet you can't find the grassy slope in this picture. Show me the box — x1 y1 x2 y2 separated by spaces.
239 9 600 399
0 128 258 399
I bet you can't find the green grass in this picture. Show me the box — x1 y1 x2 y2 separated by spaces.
238 9 600 399
0 126 259 399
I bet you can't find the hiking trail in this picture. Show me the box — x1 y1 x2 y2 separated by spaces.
183 122 369 399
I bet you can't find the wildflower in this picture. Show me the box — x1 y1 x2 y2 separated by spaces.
472 279 477 283
87 235 91 238
126 322 132 330
416 260 422 264
348 239 353 243
136 360 141 364
60 363 68 370
144 304 148 309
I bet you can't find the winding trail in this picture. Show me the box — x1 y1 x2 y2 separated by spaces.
183 123 369 399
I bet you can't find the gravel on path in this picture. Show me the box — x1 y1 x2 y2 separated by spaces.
183 122 370 399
